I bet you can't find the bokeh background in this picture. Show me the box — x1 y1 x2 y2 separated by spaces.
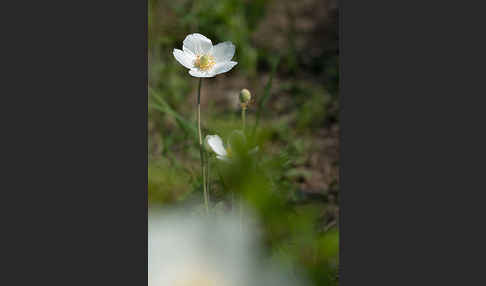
148 0 339 285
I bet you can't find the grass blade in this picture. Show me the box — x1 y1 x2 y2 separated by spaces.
253 56 280 134
149 87 197 140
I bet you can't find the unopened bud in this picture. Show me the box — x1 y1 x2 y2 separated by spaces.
239 89 251 104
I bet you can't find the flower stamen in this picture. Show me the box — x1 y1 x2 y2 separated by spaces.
194 54 216 71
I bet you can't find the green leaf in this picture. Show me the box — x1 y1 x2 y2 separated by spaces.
149 87 197 141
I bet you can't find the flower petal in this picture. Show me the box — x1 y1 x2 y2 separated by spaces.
188 68 215 78
212 61 238 76
173 49 195 69
211 41 235 63
205 135 227 157
183 33 213 56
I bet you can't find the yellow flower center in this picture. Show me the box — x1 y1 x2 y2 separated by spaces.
194 54 215 71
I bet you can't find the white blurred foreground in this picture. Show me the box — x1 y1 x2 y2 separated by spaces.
148 208 308 286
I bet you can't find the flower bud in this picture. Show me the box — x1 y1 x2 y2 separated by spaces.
239 89 251 104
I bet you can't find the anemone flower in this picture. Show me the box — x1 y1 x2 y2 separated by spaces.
205 134 230 161
205 132 258 161
173 33 238 78
173 33 238 213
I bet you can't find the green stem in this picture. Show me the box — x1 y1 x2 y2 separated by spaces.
240 106 247 232
242 106 246 131
197 78 209 214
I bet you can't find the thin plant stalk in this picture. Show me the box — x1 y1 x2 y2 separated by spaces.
239 105 247 231
242 106 246 131
197 78 209 214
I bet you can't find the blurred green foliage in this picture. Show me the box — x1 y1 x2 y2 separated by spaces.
148 0 339 285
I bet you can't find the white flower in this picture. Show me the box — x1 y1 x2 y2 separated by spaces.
205 132 258 161
205 134 229 160
173 33 238 78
